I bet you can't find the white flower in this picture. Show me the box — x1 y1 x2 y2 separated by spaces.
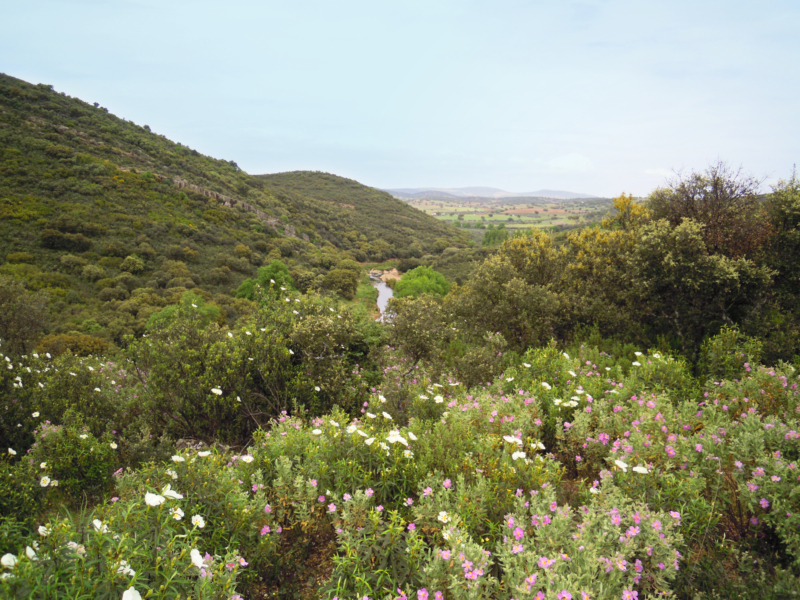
110 442 118 449
403 449 414 458
171 455 185 463
366 412 376 419
364 437 375 446
553 398 562 405
170 507 184 521
536 441 546 450
379 441 389 451
387 431 408 446
93 519 109 533
312 429 322 435
190 548 204 568
40 476 51 487
240 455 254 463
632 361 641 367
211 388 223 395
614 459 629 472
245 331 252 336
192 303 198 308
634 352 642 356
632 466 649 474
32 412 39 418
122 587 142 600
434 395 444 404
161 484 183 499
346 424 357 434
330 420 339 428
512 451 527 461
1 553 16 568
289 350 294 354
356 430 368 437
145 493 165 507
227 332 234 338
117 560 136 576
523 363 531 368
541 382 551 390
506 377 514 382
191 515 205 528
165 469 178 480
419 394 429 400
503 435 522 446
563 352 570 359
382 411 392 420
94 388 101 392
7 448 16 456
197 451 211 457
605 367 611 371
568 371 576 377
437 511 450 523
589 487 599 494
378 395 386 403
79 434 88 439
38 526 50 537
25 546 37 560
51 480 58 487
408 431 418 441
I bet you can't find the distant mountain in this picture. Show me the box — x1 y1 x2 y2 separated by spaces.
385 187 597 200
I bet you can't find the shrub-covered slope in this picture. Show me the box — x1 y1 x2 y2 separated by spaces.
0 73 467 346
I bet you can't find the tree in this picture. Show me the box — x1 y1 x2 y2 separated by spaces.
235 260 295 301
394 266 450 299
0 276 49 355
646 162 770 258
321 269 359 300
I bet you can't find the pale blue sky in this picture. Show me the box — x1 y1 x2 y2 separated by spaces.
2 0 798 196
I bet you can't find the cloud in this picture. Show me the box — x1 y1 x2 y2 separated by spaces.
547 153 595 173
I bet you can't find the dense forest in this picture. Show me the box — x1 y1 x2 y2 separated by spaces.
2 73 800 600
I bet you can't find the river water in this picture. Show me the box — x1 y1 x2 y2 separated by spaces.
370 277 394 320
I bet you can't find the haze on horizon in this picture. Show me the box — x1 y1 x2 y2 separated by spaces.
1 0 798 198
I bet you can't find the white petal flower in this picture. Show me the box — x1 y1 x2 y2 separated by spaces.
1 553 16 568
356 430 368 437
364 437 375 446
122 586 142 600
190 548 204 568
330 420 339 428
40 476 50 487
240 455 254 463
503 435 522 446
366 412 376 419
7 448 16 456
346 424 357 434
170 507 184 521
541 382 551 390
523 363 531 368
165 469 178 480
79 434 88 439
51 480 58 487
506 377 514 382
145 493 165 507
589 487 599 494
634 352 642 356
38 526 50 537
110 443 118 449
437 511 450 523
93 519 109 533
403 449 414 458
25 546 36 560
378 395 386 403
382 411 392 420
408 431 418 441
32 412 39 418
568 371 576 377
632 361 641 367
117 560 136 576
197 451 211 457
632 466 649 474
512 451 527 461
387 431 408 446
40 462 47 469
211 388 223 395
563 352 570 359
191 515 205 528
161 484 183 499
311 429 322 435
419 394 429 400
171 455 185 463
614 460 628 472
434 395 444 404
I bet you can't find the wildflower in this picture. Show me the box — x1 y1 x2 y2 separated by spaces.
240 455 254 463
190 548 204 568
614 460 628 472
170 507 184 521
665 446 676 457
408 431 418 441
366 412 376 419
122 588 142 600
197 451 211 457
434 395 444 403
443 479 452 489
408 523 416 530
32 412 40 418
192 515 206 528
261 525 271 535
318 495 326 503
145 493 165 506
512 543 524 554
40 476 50 487
365 488 374 497
165 469 178 479
632 466 649 474
109 442 118 449
171 455 185 462
387 431 409 446
652 520 662 531
423 487 432 497
1 554 16 568
538 556 555 569
404 449 414 458
622 592 638 600
418 589 429 600
312 429 322 435
437 511 450 523
79 434 88 439
760 498 769 509
328 503 337 512
503 435 522 446
211 388 223 395
365 437 375 446
38 526 50 537
7 448 16 456
161 484 183 499
557 592 572 600
669 511 681 523
93 519 109 533
542 382 551 390
513 526 524 540
512 451 527 461
382 411 392 420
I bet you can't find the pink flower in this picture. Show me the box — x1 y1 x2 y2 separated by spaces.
423 487 432 497
264 504 272 513
310 479 317 487
261 525 271 535
328 503 337 512
556 591 572 600
512 543 524 554
408 523 416 531
695 444 703 453
365 488 374 497
665 446 676 457
513 526 524 540
435 593 443 600
652 520 662 531
318 495 326 503
622 591 639 600
376 505 384 512
538 556 554 569
418 589 429 600
760 498 769 509
576 455 582 462
443 479 452 489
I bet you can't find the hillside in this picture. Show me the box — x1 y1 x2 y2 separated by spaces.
0 73 468 347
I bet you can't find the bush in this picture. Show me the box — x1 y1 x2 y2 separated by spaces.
394 266 450 299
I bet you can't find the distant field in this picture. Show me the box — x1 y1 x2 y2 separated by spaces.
402 196 613 232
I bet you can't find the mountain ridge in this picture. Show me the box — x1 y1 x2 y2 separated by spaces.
385 186 598 200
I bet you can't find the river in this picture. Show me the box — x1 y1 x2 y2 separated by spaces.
370 277 394 320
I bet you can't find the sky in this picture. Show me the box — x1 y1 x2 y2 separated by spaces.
2 0 798 197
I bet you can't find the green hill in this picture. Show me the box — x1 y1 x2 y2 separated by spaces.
0 73 468 348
